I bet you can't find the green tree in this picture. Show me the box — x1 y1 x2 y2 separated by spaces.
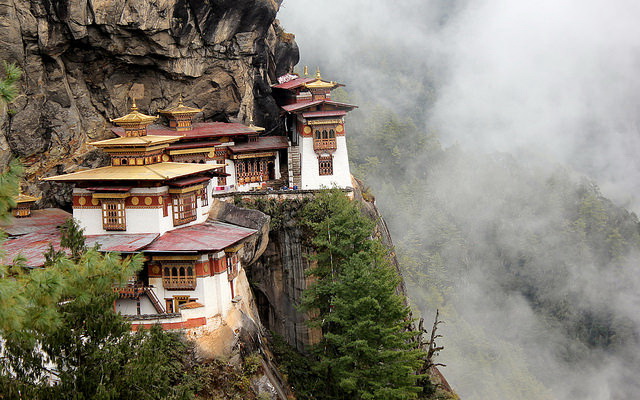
300 190 425 399
1 218 196 399
0 61 22 105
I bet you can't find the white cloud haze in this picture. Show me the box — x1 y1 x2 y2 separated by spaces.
278 1 640 399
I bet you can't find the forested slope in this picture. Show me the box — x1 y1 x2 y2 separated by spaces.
344 98 640 399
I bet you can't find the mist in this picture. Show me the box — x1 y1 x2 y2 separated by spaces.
278 1 640 399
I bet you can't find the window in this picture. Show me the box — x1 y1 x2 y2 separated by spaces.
162 196 169 217
101 199 126 230
200 186 209 206
235 158 270 184
165 299 174 313
162 263 197 289
172 192 197 226
174 296 191 307
318 155 333 176
226 253 239 281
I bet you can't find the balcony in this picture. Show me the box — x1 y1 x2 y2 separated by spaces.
114 283 146 298
237 172 269 185
163 276 197 290
313 138 337 151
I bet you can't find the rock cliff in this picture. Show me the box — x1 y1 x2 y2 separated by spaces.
0 0 298 206
221 184 409 352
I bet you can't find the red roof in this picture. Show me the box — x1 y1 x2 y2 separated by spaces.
112 122 256 139
1 230 65 267
302 110 348 118
272 77 315 90
85 233 159 252
168 176 211 187
281 100 357 113
143 220 256 253
179 302 204 309
229 136 289 154
0 208 71 237
168 140 221 150
0 216 255 267
282 100 322 112
85 186 132 192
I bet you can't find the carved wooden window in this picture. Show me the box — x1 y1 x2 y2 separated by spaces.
318 155 333 176
162 195 169 217
200 186 209 206
313 126 337 151
171 192 197 226
165 299 174 313
226 253 239 281
174 295 191 307
236 158 270 185
101 199 126 231
162 263 197 290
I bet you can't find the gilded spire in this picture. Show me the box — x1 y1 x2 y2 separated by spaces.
304 65 309 76
110 97 158 137
304 67 337 90
158 96 203 131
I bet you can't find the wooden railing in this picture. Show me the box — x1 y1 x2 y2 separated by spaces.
313 138 337 151
163 276 197 290
114 282 145 298
237 172 269 185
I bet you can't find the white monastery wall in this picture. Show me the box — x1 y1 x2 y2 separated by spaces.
299 136 351 190
73 185 212 236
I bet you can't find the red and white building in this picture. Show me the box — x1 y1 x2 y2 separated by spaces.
273 69 357 190
1 69 356 329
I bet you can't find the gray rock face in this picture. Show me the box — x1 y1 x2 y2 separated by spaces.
249 218 321 352
0 0 298 207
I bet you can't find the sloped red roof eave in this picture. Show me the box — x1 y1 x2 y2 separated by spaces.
281 100 358 113
228 136 289 154
112 122 257 139
142 220 256 253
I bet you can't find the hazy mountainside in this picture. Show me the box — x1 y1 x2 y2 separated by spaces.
280 1 640 398
340 76 640 400
0 0 297 206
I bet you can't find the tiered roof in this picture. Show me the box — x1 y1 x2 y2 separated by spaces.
112 122 259 139
44 163 222 182
158 97 203 117
109 99 159 137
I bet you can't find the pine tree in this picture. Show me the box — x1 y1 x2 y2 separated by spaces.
1 213 196 399
300 190 425 399
0 61 22 105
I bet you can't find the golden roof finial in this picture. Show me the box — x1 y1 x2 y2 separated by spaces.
178 94 184 106
303 65 309 76
131 97 138 111
315 67 321 80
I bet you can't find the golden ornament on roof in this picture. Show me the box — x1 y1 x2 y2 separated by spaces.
158 96 203 117
110 98 159 127
14 193 40 204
